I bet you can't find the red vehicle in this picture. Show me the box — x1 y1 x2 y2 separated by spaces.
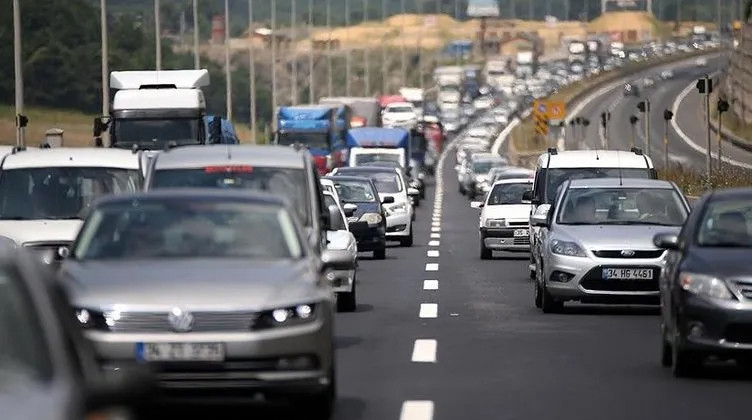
422 116 444 153
379 95 407 110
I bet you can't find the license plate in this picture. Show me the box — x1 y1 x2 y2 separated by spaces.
136 342 225 362
602 268 653 280
514 229 529 237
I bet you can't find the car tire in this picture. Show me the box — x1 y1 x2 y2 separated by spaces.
400 228 414 247
337 279 357 313
661 323 672 367
540 273 563 313
373 247 386 260
672 328 701 377
480 239 492 260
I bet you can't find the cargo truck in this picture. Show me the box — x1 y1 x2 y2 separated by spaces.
274 105 348 174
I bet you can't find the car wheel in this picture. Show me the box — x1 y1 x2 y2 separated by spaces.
336 279 357 312
661 322 672 367
672 326 701 377
540 266 563 313
458 184 465 194
400 228 414 247
373 247 386 260
480 239 492 260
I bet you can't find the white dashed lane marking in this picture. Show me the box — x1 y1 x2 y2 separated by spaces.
428 240 440 247
423 280 438 290
427 250 439 258
400 401 434 420
411 339 437 362
431 226 441 232
425 263 439 271
430 233 440 239
419 303 438 318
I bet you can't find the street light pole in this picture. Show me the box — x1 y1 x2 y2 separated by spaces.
13 0 25 147
224 0 232 120
363 0 370 96
272 0 278 114
155 0 162 70
345 0 351 96
326 0 332 97
382 0 388 94
193 0 200 69
100 0 110 145
308 0 314 102
401 0 407 87
291 0 298 105
418 0 424 91
663 109 674 170
249 0 257 141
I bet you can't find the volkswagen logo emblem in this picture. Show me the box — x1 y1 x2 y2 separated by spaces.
620 250 636 257
168 308 194 333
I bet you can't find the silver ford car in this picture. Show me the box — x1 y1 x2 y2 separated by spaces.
59 189 352 417
532 178 690 313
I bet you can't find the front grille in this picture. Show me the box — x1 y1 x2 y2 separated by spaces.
592 250 665 259
514 237 530 245
724 324 752 344
731 279 752 300
24 241 72 251
507 222 528 228
579 266 660 292
108 311 258 333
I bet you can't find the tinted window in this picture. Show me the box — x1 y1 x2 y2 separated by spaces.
0 167 141 220
151 167 310 225
558 187 687 226
331 180 377 203
115 118 200 147
544 168 650 204
487 182 533 205
472 160 505 174
74 201 303 260
277 132 330 150
697 199 752 247
355 153 401 166
387 106 414 114
0 266 53 387
367 172 402 194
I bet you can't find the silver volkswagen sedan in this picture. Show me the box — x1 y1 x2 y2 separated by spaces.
60 189 351 418
532 178 690 313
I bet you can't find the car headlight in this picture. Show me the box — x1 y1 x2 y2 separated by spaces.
386 203 408 215
485 218 506 228
550 239 586 257
74 308 110 330
679 273 734 300
255 303 318 329
359 213 383 226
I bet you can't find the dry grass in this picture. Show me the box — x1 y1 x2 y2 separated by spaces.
659 165 752 197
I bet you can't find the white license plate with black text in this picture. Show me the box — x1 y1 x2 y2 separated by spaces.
514 229 529 237
602 268 653 280
137 342 225 362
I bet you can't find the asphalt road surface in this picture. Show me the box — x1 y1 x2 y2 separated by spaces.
152 123 751 420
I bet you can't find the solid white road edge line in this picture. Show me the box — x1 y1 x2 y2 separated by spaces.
411 339 437 363
419 303 438 318
423 280 439 290
399 401 434 420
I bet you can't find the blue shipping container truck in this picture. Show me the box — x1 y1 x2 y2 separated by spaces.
205 115 239 144
275 105 348 174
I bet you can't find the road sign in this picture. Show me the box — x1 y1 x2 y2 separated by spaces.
533 100 549 136
547 101 566 120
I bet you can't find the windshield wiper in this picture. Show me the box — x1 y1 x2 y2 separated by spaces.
0 216 32 220
701 242 751 248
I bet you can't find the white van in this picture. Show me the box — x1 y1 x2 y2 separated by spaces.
524 148 657 278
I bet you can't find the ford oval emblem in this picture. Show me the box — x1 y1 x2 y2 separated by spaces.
168 308 194 332
620 250 635 257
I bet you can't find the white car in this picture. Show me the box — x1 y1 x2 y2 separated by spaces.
382 102 418 129
0 147 142 265
472 178 534 259
323 190 359 312
473 95 495 110
695 57 707 67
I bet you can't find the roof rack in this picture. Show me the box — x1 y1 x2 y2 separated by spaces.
11 146 26 154
630 147 643 155
547 147 558 155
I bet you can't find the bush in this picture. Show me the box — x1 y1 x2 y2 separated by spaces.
659 164 752 197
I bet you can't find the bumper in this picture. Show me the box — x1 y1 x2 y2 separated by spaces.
480 227 530 251
350 225 386 251
544 253 661 304
677 292 752 355
88 316 333 400
386 212 411 237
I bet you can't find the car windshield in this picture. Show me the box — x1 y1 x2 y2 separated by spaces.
557 187 687 226
545 168 651 204
331 180 377 203
277 132 330 150
74 200 303 260
0 266 53 389
365 172 403 194
697 199 752 247
387 107 414 114
355 153 401 166
487 182 533 205
114 118 200 148
473 160 505 174
0 167 141 220
150 167 310 226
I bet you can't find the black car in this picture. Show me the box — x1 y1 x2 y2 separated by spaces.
655 188 752 377
623 82 640 96
0 245 152 419
325 175 390 259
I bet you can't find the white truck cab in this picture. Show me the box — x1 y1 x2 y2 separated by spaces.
348 147 406 169
95 70 210 151
0 147 142 265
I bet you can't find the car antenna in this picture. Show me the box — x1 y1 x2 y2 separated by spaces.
227 145 232 160
617 151 623 186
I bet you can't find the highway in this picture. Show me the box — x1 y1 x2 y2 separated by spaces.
570 55 752 169
152 121 752 420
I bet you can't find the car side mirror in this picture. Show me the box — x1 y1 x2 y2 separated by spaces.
470 201 484 209
343 203 357 217
531 213 549 227
407 188 420 197
381 196 395 204
653 233 680 250
321 249 356 271
327 205 340 229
